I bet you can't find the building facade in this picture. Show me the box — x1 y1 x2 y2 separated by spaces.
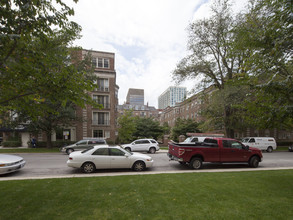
73 49 119 143
126 88 144 105
118 88 159 119
158 86 187 109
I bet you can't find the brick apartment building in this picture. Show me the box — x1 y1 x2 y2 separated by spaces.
73 50 119 143
159 87 293 142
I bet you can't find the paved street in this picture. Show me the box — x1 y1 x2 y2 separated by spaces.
0 151 293 180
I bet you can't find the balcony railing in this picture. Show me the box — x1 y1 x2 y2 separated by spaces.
92 120 110 126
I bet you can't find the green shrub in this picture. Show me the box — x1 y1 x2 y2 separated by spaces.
277 141 293 146
2 141 22 147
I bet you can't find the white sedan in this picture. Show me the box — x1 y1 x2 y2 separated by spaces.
67 146 154 173
0 154 26 175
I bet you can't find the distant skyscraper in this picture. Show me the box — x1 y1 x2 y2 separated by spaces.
158 86 187 109
126 88 144 105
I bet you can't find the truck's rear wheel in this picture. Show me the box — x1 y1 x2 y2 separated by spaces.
266 146 273 153
189 157 203 169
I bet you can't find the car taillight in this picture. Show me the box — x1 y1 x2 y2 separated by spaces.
69 157 73 160
179 148 185 156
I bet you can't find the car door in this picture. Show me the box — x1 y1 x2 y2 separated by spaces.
132 140 143 151
109 148 131 169
220 140 250 162
91 148 111 169
140 140 151 151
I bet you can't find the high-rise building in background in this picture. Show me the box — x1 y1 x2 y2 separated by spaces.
158 86 187 109
126 88 144 105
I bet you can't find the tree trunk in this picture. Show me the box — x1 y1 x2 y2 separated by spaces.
223 105 235 138
46 131 53 148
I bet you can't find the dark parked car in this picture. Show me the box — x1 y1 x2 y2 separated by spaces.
61 138 108 155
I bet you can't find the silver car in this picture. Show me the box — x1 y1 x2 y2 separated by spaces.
61 138 108 155
122 139 160 154
0 154 26 175
67 145 154 173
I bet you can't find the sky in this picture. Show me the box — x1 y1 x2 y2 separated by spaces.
65 0 247 108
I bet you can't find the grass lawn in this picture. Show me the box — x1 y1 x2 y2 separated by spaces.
1 170 293 220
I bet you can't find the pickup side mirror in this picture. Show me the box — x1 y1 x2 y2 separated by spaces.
242 145 249 150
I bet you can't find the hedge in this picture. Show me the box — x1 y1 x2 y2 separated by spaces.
2 141 22 147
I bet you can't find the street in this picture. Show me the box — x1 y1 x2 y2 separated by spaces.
1 151 293 180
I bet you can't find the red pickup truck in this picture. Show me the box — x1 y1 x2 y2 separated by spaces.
168 137 263 169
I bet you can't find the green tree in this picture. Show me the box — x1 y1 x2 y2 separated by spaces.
133 117 163 140
117 110 136 144
26 102 78 148
0 0 97 117
172 0 246 137
234 0 293 129
171 118 201 142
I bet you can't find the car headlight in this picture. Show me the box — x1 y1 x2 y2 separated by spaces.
0 164 6 167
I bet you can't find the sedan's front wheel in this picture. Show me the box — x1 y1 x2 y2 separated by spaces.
132 161 146 171
82 162 96 173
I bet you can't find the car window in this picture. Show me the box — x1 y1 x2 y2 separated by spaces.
249 138 255 143
82 147 94 153
191 138 198 142
223 140 242 149
141 140 150 144
134 140 141 144
77 140 87 145
92 148 109 155
110 148 125 156
89 140 105 144
150 140 157 144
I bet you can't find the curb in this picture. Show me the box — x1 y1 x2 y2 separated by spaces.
1 167 293 182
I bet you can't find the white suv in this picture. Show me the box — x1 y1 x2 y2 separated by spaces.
122 139 160 154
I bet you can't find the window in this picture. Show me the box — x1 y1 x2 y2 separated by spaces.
93 148 109 155
97 78 109 92
97 58 110 68
93 95 110 108
93 130 103 138
222 140 243 149
93 112 110 125
76 140 87 145
249 138 255 143
110 148 125 156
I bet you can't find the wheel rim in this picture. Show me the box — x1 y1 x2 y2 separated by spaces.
83 163 94 173
192 160 201 169
134 162 144 171
150 148 155 154
267 147 273 152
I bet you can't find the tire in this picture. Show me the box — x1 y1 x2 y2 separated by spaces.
266 146 273 153
249 156 260 168
125 147 131 152
66 148 74 155
132 161 146 171
82 162 96 173
189 157 203 169
149 147 156 154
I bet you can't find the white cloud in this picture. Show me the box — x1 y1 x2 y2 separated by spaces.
65 0 247 108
